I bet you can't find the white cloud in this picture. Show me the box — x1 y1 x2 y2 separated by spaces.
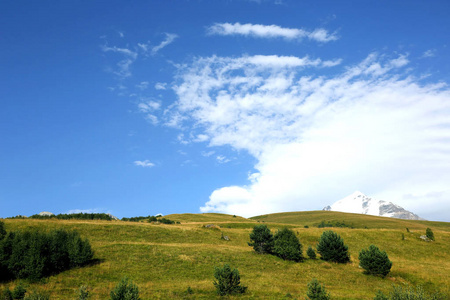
152 33 178 55
138 100 161 112
201 150 215 157
422 49 437 58
101 45 138 78
134 160 155 168
169 53 450 220
66 208 105 214
136 81 149 90
207 22 338 42
216 155 231 164
155 82 167 90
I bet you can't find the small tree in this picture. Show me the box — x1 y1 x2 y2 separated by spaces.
248 224 274 254
359 245 392 277
306 278 330 300
307 246 316 259
213 264 247 296
110 277 140 300
272 228 303 262
317 230 350 263
426 228 434 241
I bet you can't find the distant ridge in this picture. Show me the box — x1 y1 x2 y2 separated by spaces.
323 191 424 220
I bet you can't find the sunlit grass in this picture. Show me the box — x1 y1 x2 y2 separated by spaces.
1 212 449 299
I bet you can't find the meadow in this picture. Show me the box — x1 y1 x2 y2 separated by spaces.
1 211 449 299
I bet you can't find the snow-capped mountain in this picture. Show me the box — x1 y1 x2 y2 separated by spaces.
323 191 424 220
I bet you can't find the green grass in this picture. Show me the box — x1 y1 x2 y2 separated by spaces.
1 212 449 299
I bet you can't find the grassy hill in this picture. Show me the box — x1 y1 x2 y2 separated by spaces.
1 212 449 299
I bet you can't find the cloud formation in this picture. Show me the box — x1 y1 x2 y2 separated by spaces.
207 22 338 42
168 53 450 219
134 160 155 167
151 33 178 55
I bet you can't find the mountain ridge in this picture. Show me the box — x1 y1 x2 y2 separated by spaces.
323 191 424 220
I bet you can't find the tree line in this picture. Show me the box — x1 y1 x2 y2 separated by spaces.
0 221 93 281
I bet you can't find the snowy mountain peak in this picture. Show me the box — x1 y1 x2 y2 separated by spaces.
323 191 424 220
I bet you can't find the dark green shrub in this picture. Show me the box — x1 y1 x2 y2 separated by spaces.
186 287 193 295
213 264 247 296
426 228 434 241
1 288 13 300
317 230 350 263
359 245 392 277
248 224 274 254
0 221 6 240
12 284 27 299
307 246 316 259
110 277 140 300
306 278 330 300
272 228 303 262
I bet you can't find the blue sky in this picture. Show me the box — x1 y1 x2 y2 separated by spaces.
1 0 450 221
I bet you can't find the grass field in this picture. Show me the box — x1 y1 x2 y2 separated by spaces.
1 212 449 299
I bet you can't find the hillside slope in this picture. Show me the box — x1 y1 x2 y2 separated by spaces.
1 213 449 299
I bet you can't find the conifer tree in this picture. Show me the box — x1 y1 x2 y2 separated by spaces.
317 230 350 263
359 245 392 277
306 278 330 300
248 224 274 254
272 228 303 262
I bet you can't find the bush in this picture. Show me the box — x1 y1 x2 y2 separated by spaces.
0 221 6 240
426 228 434 241
248 224 274 254
213 264 247 296
272 228 303 262
12 284 27 300
1 288 13 300
306 278 330 300
317 230 350 263
307 246 316 259
110 277 140 300
359 245 392 277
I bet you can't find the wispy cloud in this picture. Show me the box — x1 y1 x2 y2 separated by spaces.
155 82 167 90
422 49 437 58
168 52 450 218
136 81 149 90
101 45 138 78
207 22 338 42
102 33 178 79
134 160 155 167
151 33 178 55
66 208 106 214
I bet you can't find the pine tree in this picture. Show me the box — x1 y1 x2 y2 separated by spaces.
359 245 392 277
307 246 316 259
426 228 435 241
272 228 303 262
317 230 350 263
110 277 140 300
248 224 274 254
306 278 330 300
213 264 247 296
